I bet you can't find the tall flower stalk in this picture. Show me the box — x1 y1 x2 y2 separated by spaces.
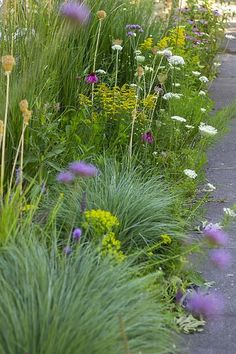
0 56 15 197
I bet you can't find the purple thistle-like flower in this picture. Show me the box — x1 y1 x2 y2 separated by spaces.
187 291 224 317
69 161 98 177
72 228 82 241
141 131 154 144
85 73 99 84
209 249 232 269
57 171 75 184
127 31 135 37
203 226 228 246
60 1 90 25
63 246 73 256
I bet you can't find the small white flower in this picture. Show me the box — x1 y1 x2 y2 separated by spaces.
172 83 181 87
192 71 201 76
199 122 218 136
213 62 221 67
203 183 216 192
184 169 197 179
225 34 236 40
96 69 107 74
171 115 186 122
135 55 145 63
144 66 154 72
157 49 172 57
112 44 123 51
153 151 158 156
168 55 185 66
199 90 206 96
199 76 209 83
223 208 236 217
130 83 137 88
163 92 183 100
200 108 207 113
185 124 194 129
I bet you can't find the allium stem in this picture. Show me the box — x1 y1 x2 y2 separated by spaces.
91 19 102 103
19 123 26 193
128 84 140 162
115 50 119 87
0 72 10 197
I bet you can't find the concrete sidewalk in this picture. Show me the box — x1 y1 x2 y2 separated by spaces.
186 26 236 354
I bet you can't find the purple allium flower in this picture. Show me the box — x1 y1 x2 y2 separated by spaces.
72 228 82 241
63 246 73 256
60 1 90 25
187 291 224 317
85 73 99 84
57 171 75 184
141 131 154 144
203 226 228 246
209 249 232 269
69 161 98 177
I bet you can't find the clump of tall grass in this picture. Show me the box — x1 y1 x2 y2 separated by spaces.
0 237 178 354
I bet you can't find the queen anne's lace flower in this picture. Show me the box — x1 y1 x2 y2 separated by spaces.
192 71 201 76
168 55 185 66
199 90 206 96
163 92 183 100
199 122 217 136
184 169 197 179
225 34 236 40
199 76 209 83
171 115 186 122
112 44 123 51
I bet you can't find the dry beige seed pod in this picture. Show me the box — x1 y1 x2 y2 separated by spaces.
97 10 106 20
19 99 29 113
113 39 123 46
137 65 144 78
0 120 4 135
1 55 15 74
23 109 32 125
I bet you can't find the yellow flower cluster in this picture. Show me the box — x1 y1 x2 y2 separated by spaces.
79 93 93 107
142 94 157 109
101 231 125 262
140 37 153 51
160 234 172 245
84 209 119 236
157 27 185 50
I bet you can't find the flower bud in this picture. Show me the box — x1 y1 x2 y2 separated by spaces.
19 99 29 113
1 55 15 74
97 10 106 20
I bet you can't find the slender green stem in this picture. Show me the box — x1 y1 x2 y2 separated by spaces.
1 73 10 197
128 83 140 162
20 123 26 193
92 19 102 103
115 50 119 87
9 124 25 191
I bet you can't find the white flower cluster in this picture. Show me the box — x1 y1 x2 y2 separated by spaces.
157 49 172 57
192 71 201 76
199 76 209 83
163 92 183 100
199 122 218 136
112 44 123 51
171 116 186 122
225 34 236 40
199 90 206 96
96 69 107 74
223 208 236 217
184 169 197 179
168 55 185 66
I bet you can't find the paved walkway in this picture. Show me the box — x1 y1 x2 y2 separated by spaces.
187 25 236 354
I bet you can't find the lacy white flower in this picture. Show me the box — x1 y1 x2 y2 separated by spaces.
171 115 186 122
185 124 194 129
172 83 181 87
163 92 183 100
199 76 209 83
200 108 207 113
225 34 236 40
112 44 123 51
135 55 145 63
199 122 218 136
96 69 107 74
157 49 172 57
144 66 154 72
199 90 206 96
213 62 221 67
168 55 185 66
192 71 201 76
184 169 197 179
223 208 236 217
203 183 216 192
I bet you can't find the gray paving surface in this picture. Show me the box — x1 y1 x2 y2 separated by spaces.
186 26 236 354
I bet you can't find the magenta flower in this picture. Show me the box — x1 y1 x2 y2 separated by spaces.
203 226 228 246
69 161 98 177
72 228 82 241
187 291 224 317
209 249 232 269
60 1 90 25
57 171 75 184
85 73 99 84
141 131 154 144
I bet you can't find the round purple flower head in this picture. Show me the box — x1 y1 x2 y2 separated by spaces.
85 73 99 84
209 249 232 269
203 225 228 246
63 246 73 256
57 171 75 184
69 161 98 177
72 228 82 241
141 131 154 144
187 291 224 317
60 1 90 25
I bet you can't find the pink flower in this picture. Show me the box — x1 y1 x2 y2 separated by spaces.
203 226 228 246
209 249 232 269
85 73 99 84
188 291 224 317
60 1 90 25
141 131 154 144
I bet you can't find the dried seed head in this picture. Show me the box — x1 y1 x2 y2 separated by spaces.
137 65 144 78
19 99 29 113
23 109 32 125
152 46 158 55
97 10 106 20
113 39 123 46
0 120 4 135
1 55 15 74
